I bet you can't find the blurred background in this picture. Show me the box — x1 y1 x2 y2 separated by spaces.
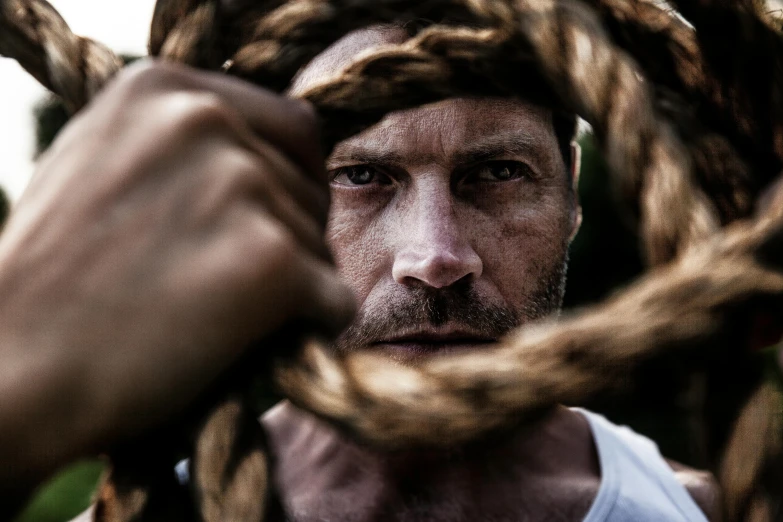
1 2 776 521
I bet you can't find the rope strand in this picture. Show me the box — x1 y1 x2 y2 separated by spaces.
0 0 123 112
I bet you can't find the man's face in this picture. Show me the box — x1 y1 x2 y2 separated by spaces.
292 28 579 362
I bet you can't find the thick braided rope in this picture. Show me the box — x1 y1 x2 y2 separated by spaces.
225 0 513 91
1 0 778 516
234 0 776 227
149 0 211 57
1 0 726 431
559 0 783 225
0 0 123 113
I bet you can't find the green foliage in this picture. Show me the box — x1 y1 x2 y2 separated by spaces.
14 461 104 522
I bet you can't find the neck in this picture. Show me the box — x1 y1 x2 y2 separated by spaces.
262 399 590 477
261 401 599 521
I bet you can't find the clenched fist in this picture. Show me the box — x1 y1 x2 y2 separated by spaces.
0 61 354 496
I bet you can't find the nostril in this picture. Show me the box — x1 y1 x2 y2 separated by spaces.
392 248 482 288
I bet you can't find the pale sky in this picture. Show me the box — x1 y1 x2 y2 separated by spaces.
0 0 157 201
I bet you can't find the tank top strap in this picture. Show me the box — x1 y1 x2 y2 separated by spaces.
573 408 708 522
574 408 621 521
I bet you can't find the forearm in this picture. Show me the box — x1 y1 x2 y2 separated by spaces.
0 326 97 506
0 352 58 518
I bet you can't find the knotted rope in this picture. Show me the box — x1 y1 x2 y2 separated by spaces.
2 0 783 520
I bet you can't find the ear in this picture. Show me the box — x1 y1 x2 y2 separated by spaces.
568 141 583 242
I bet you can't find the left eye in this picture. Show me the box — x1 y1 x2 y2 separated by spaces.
470 162 531 182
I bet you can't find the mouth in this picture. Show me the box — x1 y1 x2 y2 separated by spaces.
372 328 498 356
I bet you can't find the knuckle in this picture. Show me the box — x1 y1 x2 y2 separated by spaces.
260 221 298 268
112 60 187 98
156 92 236 137
211 150 263 202
185 92 235 126
226 149 263 180
233 218 298 281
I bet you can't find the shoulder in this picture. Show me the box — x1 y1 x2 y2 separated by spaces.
667 459 722 522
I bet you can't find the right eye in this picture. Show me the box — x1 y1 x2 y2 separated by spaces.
331 165 391 186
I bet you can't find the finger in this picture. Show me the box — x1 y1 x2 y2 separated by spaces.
146 61 327 181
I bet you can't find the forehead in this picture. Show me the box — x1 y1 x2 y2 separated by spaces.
291 26 558 162
331 98 555 168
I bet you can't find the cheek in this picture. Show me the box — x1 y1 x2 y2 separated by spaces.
326 196 391 305
470 190 572 304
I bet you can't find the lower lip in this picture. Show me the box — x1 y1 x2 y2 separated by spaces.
374 341 496 356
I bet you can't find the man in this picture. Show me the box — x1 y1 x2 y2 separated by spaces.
0 24 717 521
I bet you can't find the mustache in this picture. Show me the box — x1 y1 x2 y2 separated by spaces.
333 255 569 354
334 282 519 353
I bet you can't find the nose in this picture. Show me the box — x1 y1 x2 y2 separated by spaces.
392 186 483 289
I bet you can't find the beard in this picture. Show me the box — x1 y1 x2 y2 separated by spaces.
332 252 569 361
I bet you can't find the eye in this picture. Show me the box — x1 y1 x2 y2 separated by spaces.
331 165 391 186
467 161 533 183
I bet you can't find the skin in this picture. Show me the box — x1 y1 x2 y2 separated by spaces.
0 23 719 522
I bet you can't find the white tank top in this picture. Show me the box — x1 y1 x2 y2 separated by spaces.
574 408 709 521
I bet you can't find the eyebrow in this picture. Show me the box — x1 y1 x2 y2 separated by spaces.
328 131 544 168
328 146 408 168
451 132 540 167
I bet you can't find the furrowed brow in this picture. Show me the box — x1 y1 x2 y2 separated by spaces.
452 133 539 166
327 146 407 168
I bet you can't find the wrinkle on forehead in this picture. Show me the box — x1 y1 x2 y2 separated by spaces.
328 98 559 171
